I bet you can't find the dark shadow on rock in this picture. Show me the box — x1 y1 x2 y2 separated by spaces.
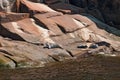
0 24 24 41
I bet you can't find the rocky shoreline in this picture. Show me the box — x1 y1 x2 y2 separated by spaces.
0 0 120 68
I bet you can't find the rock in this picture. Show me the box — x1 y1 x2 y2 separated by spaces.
0 53 16 68
50 15 82 33
34 12 63 18
69 0 87 8
28 0 42 3
20 0 57 13
0 0 120 68
82 14 120 36
34 13 85 34
0 12 29 23
45 0 61 4
0 37 72 68
67 14 120 47
47 48 72 61
34 13 63 35
1 16 55 44
48 2 85 14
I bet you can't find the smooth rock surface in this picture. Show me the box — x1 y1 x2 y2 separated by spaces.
0 0 120 68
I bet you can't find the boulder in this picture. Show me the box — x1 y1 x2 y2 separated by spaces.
50 15 84 33
34 13 63 35
0 37 72 68
20 0 57 13
0 53 16 68
0 0 120 68
34 13 85 34
0 12 29 23
48 2 85 14
1 15 55 44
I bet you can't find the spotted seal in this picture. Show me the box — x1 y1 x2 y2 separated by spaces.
43 42 61 49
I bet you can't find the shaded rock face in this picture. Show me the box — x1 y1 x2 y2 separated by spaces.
69 0 120 30
0 0 120 68
1 18 55 44
48 2 85 14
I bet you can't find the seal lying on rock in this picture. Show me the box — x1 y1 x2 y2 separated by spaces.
77 43 87 48
91 41 111 49
43 42 62 49
95 41 111 47
77 41 111 50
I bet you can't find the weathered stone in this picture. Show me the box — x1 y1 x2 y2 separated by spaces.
20 0 57 13
0 12 29 23
0 37 72 68
45 0 61 4
0 0 120 69
50 15 82 33
1 18 55 44
49 2 85 14
34 13 85 34
34 12 63 18
0 53 16 68
34 13 63 35
46 48 72 61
